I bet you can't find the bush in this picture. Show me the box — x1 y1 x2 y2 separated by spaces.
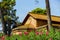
1 28 60 40
0 33 3 37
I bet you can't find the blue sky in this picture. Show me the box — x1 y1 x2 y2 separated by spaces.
0 0 60 30
15 0 60 22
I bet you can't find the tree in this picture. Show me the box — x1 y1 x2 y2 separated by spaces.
45 0 52 31
31 8 46 15
0 0 18 36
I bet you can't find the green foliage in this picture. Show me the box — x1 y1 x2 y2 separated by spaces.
0 33 3 37
0 0 18 36
0 28 59 40
31 8 46 15
5 35 20 40
0 0 16 10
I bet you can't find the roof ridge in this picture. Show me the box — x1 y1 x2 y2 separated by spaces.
28 12 60 18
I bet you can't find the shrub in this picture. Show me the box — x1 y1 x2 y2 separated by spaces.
1 28 60 40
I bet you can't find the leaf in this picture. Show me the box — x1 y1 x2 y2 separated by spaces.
31 8 46 14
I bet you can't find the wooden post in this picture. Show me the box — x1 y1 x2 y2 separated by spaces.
45 0 52 31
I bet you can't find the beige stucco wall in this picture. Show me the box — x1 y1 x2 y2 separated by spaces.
25 16 37 28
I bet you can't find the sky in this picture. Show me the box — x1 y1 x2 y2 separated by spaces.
0 0 60 30
15 0 60 22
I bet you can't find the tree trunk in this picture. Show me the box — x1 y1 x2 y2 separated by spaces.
0 8 7 35
45 0 52 31
7 19 11 36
